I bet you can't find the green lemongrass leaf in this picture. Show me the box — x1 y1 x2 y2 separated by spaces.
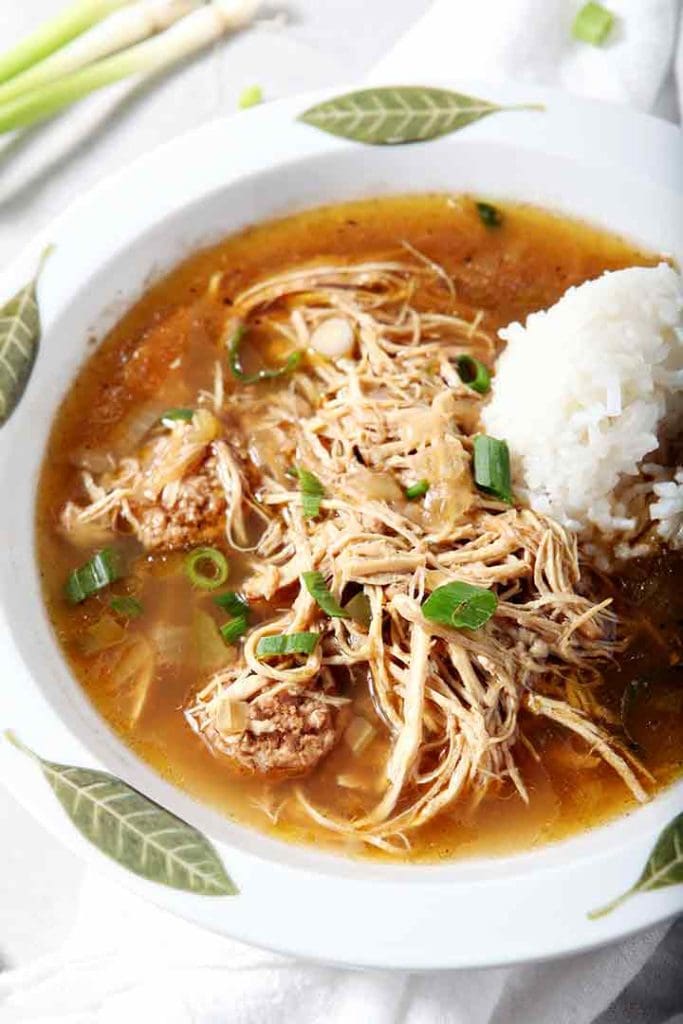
0 248 52 427
299 86 542 145
227 323 302 384
256 632 319 658
5 730 237 895
0 0 132 86
422 580 498 630
288 466 325 519
0 1 201 107
589 813 683 919
0 3 257 135
301 570 349 619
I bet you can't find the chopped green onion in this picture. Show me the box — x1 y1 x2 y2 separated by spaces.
256 632 320 658
110 595 143 618
238 84 263 109
301 571 349 618
161 407 194 425
405 479 430 501
227 323 302 385
288 466 325 519
213 591 249 616
473 434 513 504
220 616 249 644
572 2 614 45
476 201 503 229
214 591 250 645
456 355 491 395
343 591 371 628
422 581 498 630
65 547 121 604
185 547 229 590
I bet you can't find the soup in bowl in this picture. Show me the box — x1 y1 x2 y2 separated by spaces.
1 84 682 968
37 193 683 860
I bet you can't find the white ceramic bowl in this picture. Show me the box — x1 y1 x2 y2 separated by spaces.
1 80 681 970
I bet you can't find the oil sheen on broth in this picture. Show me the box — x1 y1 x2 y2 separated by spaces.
37 195 683 861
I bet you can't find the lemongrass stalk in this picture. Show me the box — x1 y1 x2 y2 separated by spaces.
0 0 201 107
0 0 259 135
0 0 135 86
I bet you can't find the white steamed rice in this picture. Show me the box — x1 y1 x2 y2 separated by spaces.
482 262 683 544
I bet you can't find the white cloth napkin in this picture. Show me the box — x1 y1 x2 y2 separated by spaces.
0 873 669 1023
373 0 682 114
1 1 682 1021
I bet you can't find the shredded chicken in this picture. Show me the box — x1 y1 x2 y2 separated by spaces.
62 255 652 851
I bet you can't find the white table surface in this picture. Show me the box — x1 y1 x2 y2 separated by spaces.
0 0 430 968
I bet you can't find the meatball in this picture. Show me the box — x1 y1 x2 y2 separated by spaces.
207 689 339 779
132 455 226 551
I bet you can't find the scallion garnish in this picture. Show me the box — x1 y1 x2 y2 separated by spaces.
214 591 250 645
160 408 194 425
343 591 371 628
473 434 513 504
288 466 325 519
213 591 249 616
572 2 614 45
301 571 349 618
455 355 491 395
256 632 320 658
422 581 498 630
405 479 430 501
110 595 143 618
238 84 263 109
220 616 249 644
476 201 503 229
65 547 121 604
185 547 229 590
227 323 302 385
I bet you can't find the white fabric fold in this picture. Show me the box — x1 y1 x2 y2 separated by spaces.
373 0 681 113
0 874 667 1024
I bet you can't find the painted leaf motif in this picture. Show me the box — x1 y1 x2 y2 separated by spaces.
298 86 540 145
0 259 46 426
589 812 683 918
8 734 236 895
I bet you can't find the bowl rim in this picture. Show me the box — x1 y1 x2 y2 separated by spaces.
0 79 682 971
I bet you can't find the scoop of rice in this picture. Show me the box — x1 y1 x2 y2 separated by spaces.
482 263 683 538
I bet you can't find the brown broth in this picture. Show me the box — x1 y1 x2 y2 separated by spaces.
36 195 683 861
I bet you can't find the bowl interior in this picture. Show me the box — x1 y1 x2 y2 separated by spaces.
1 103 682 967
